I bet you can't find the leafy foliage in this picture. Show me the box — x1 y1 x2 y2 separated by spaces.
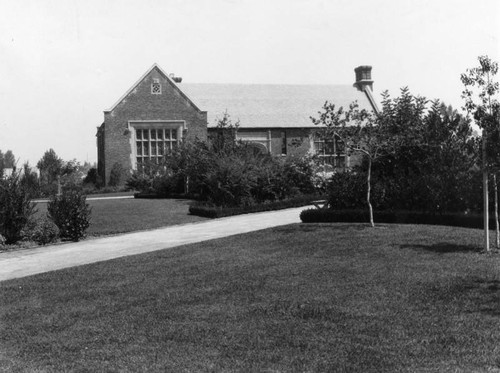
0 171 37 244
327 171 366 210
108 162 124 187
313 87 479 217
83 168 101 187
3 150 16 168
48 190 91 241
19 162 40 199
128 113 321 207
37 148 64 185
23 217 60 245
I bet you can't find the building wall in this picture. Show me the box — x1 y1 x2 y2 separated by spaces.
209 127 364 169
100 68 207 185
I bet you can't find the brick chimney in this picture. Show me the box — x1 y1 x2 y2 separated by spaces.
353 65 373 91
169 73 182 83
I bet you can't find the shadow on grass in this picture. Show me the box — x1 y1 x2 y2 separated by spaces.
463 278 500 317
420 277 500 317
401 242 482 253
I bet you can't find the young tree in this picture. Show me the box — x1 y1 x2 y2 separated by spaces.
485 111 500 248
461 55 500 252
209 111 240 155
311 101 392 227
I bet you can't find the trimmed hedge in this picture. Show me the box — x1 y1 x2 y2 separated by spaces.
300 208 498 230
189 195 325 219
134 192 200 200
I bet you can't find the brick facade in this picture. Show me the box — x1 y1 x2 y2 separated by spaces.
97 65 207 185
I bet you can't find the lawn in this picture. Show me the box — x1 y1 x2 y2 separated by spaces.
1 223 500 372
34 197 208 236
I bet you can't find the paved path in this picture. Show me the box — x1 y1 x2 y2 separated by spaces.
0 206 307 282
32 195 135 203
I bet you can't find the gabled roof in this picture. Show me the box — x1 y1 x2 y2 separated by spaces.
180 83 378 128
104 64 203 113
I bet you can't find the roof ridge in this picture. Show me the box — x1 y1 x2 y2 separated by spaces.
181 82 354 87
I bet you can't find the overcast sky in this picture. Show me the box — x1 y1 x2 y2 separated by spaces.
0 0 498 165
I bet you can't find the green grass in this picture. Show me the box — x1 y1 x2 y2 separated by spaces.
1 224 500 372
34 198 207 236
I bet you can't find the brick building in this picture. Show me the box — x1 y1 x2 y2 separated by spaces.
97 64 378 185
96 64 208 185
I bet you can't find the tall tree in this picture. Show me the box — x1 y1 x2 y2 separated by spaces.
37 149 64 185
3 150 16 168
461 55 500 252
20 162 40 198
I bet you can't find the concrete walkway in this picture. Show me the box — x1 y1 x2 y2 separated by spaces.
32 195 135 203
0 206 307 282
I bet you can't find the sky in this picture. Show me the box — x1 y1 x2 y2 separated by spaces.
0 0 498 166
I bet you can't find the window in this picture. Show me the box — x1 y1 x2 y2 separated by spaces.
151 78 161 94
135 128 178 166
281 131 287 155
314 134 346 169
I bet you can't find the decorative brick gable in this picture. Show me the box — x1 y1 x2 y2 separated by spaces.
98 65 207 185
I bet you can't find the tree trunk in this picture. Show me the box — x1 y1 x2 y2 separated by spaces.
495 173 499 249
367 157 374 227
483 130 490 252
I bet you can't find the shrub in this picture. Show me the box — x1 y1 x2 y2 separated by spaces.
327 171 366 210
23 217 60 245
126 139 323 207
83 167 100 186
282 155 319 195
202 154 258 207
108 162 124 187
0 172 37 244
48 190 91 241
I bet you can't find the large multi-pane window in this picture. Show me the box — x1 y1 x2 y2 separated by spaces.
135 128 178 166
314 134 346 169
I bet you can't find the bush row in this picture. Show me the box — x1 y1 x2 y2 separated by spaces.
190 195 325 218
300 208 496 230
326 169 482 214
127 136 325 207
0 172 92 246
